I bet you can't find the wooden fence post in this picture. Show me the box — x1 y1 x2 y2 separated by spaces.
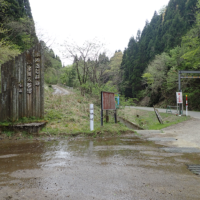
106 110 109 123
115 109 117 123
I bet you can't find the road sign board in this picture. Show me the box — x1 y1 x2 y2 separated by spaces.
176 92 183 104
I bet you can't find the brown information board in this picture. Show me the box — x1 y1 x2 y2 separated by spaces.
102 92 115 110
101 91 117 126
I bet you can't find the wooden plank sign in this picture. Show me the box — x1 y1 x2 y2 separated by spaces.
101 92 115 110
101 91 117 126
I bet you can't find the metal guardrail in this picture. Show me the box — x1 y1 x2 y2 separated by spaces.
166 105 183 115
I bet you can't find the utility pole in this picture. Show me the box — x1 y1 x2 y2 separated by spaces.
178 71 182 115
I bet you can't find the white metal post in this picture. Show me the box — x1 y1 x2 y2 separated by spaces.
90 104 94 131
186 95 188 116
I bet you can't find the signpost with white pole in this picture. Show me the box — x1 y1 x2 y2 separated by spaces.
176 92 183 116
90 104 94 131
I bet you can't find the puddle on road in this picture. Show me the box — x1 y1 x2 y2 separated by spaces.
148 138 178 142
0 137 199 174
0 136 200 199
0 154 18 158
161 147 200 153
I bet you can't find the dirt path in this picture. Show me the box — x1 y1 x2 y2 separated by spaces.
52 85 70 95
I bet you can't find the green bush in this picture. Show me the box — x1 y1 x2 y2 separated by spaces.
45 110 63 120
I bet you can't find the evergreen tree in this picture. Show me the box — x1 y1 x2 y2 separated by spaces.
120 0 198 98
0 0 37 51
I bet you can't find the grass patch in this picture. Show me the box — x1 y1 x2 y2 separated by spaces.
2 130 15 137
41 86 132 136
118 107 190 130
0 131 34 140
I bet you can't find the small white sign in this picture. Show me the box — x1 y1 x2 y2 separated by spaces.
176 92 183 104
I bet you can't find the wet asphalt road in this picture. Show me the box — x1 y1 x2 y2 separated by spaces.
130 106 200 119
0 136 200 200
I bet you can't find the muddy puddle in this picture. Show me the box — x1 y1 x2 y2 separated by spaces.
0 136 200 200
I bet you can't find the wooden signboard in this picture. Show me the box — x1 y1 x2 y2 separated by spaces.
101 91 117 126
102 92 115 110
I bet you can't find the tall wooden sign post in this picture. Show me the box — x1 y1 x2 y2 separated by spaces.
101 91 117 126
0 42 44 122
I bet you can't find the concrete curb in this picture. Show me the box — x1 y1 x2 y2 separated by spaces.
118 116 143 130
136 130 163 134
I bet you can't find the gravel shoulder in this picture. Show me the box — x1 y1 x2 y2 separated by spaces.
127 107 200 149
162 118 200 148
136 118 200 149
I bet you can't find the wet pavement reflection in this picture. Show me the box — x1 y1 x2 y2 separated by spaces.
0 136 200 200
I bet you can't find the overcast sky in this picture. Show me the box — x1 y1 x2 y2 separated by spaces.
29 0 170 65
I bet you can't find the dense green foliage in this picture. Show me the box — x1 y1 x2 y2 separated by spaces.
120 0 198 99
44 45 62 85
141 0 200 110
0 0 38 54
60 65 77 87
104 50 123 90
60 42 124 96
0 0 37 89
60 40 121 95
0 0 62 86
